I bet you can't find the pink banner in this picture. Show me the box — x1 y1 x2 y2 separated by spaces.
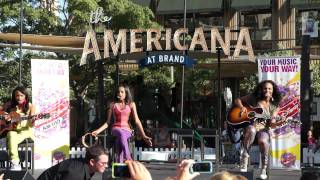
258 56 301 169
31 59 70 169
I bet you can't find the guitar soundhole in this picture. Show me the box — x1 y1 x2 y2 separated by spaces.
248 111 255 119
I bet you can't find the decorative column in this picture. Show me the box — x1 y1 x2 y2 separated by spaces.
272 0 296 49
224 0 239 41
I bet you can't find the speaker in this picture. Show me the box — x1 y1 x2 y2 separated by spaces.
0 170 35 180
229 170 254 180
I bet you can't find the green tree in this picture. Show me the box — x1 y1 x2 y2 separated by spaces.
0 0 162 141
311 63 320 96
239 44 295 95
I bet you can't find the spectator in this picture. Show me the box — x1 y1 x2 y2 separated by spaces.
308 128 318 153
37 145 109 180
210 171 247 180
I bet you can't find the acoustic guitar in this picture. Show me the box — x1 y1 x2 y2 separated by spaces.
0 111 50 136
227 106 264 128
227 106 296 129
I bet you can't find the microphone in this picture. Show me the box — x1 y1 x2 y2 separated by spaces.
266 94 274 101
117 96 120 99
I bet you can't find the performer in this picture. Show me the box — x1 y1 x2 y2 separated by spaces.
234 80 282 180
0 86 35 170
92 84 152 163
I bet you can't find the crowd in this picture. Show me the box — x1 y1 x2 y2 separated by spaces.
31 145 318 180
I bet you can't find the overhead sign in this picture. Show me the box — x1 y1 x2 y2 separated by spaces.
80 27 255 65
90 7 112 24
139 54 195 68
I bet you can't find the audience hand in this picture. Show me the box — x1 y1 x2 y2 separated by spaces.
0 173 4 180
175 159 200 180
126 160 152 180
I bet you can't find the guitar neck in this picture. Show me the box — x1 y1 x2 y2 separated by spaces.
11 116 30 123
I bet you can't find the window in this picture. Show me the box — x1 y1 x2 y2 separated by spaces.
240 13 272 40
311 102 318 115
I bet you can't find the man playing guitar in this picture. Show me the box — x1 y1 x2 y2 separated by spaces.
233 80 282 180
0 86 35 170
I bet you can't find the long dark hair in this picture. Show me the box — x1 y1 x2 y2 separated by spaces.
9 86 30 114
114 84 133 105
253 80 282 106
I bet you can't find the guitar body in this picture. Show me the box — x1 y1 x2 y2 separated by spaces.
0 123 16 137
227 106 264 128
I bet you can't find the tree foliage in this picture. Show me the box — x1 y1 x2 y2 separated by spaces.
0 0 161 101
311 63 320 96
0 0 164 140
239 44 295 95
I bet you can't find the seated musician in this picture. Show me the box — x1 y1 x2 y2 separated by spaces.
234 80 282 180
0 86 35 170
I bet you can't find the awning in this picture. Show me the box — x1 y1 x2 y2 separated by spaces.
231 0 271 11
291 0 320 9
156 0 223 14
0 33 85 47
131 0 151 7
0 43 83 54
195 59 258 78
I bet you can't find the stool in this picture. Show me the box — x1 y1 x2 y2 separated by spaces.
171 129 194 162
18 138 34 174
197 128 219 162
0 150 9 168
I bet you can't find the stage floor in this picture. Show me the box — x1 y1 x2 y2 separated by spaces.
2 163 305 180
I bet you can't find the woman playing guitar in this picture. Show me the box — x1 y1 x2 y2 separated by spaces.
234 80 282 180
0 86 35 170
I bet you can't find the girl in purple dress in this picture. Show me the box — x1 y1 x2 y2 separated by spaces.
92 84 152 162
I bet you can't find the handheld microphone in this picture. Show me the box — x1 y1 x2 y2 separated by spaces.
267 94 274 101
265 93 273 101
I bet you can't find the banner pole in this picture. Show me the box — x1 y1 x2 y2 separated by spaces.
300 35 311 165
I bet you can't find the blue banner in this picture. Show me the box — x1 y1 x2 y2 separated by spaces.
139 54 195 68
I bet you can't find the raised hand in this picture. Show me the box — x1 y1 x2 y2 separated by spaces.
175 159 200 180
126 160 152 180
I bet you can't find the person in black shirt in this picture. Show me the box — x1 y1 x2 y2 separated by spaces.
37 145 109 180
